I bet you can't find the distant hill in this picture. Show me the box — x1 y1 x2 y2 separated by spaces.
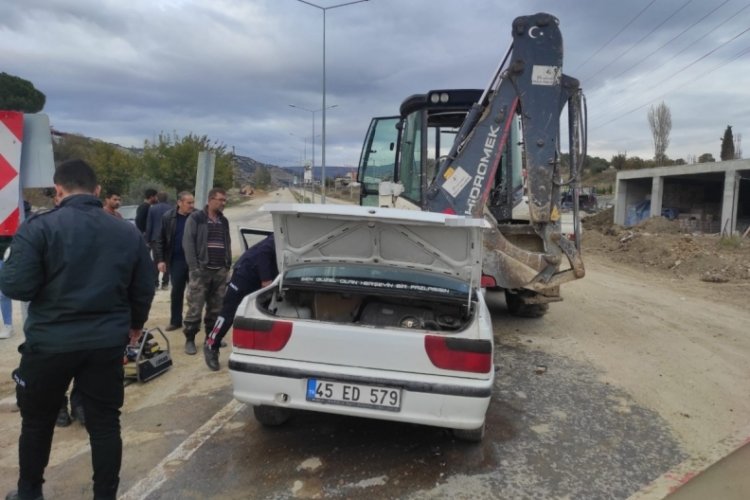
49 130 355 189
232 157 355 186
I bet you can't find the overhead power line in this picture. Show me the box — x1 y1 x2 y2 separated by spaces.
610 0 730 80
664 1 750 61
584 0 695 85
587 1 750 122
593 34 750 130
573 0 657 73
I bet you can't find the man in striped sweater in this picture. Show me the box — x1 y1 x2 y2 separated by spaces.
181 188 231 355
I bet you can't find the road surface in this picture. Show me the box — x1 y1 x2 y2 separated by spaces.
0 190 747 499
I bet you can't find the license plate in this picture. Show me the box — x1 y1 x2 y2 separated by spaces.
306 378 402 412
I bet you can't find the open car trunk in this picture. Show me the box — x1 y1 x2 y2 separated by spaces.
259 288 473 331
254 203 489 332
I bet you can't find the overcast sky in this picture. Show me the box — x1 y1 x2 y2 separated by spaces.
3 0 749 168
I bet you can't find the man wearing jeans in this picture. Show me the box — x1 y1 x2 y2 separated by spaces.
182 188 231 355
154 191 195 331
0 159 155 500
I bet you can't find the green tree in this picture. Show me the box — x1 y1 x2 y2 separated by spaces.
624 156 646 170
141 132 233 193
253 165 272 190
647 102 671 165
584 155 609 174
611 152 627 171
720 125 735 161
87 142 138 196
53 133 94 163
0 72 46 112
53 134 137 195
698 153 715 163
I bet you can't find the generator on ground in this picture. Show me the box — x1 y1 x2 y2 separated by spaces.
124 327 173 382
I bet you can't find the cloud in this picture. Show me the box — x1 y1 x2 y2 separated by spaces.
2 0 748 168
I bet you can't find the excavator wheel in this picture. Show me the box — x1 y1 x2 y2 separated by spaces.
504 291 549 318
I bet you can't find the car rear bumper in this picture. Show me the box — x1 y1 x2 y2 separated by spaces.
228 355 493 430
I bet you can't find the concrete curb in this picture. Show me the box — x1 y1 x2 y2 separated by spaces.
627 423 750 499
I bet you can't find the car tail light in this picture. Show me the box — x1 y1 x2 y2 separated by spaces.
424 335 492 373
480 274 497 288
233 318 292 351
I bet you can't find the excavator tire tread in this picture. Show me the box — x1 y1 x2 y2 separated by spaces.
505 291 549 318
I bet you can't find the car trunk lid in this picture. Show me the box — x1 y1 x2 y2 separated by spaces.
262 203 488 291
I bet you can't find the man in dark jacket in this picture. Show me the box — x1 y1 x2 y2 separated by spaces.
154 191 195 331
145 192 172 290
135 188 157 235
204 234 278 371
182 188 231 355
0 159 155 500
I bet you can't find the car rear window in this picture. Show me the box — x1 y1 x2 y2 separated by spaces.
284 265 470 299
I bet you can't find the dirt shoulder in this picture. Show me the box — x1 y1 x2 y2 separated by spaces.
582 208 750 309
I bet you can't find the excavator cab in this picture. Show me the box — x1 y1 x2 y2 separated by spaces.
358 90 488 209
357 116 399 207
357 89 526 219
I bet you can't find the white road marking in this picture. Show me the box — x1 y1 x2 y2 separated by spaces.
119 399 245 500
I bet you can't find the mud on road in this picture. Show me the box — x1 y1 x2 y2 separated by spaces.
0 196 748 499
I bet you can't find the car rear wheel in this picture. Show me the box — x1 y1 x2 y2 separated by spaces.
453 422 485 442
253 405 291 427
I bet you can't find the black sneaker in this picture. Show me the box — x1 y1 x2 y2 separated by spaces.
55 407 72 427
203 344 220 371
71 405 85 426
185 339 197 355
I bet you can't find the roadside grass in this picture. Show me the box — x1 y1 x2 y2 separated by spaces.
717 235 742 249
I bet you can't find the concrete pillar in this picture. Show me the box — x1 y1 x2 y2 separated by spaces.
195 151 216 209
20 113 55 188
720 170 739 235
614 178 628 225
650 176 663 218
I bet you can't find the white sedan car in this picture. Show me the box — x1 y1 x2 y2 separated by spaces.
228 204 494 441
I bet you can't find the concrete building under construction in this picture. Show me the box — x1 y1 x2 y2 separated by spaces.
614 159 750 235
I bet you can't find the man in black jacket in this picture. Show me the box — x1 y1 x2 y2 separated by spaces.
135 188 157 235
204 234 277 371
145 192 172 290
182 188 231 355
154 191 195 331
0 159 155 500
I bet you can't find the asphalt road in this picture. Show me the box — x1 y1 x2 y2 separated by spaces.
1 190 747 499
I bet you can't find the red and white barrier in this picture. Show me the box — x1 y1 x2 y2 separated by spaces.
0 111 22 236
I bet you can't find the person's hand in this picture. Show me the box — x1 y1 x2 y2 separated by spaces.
157 262 166 273
129 328 143 346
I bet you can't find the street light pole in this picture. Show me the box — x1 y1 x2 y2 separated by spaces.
288 133 308 164
289 103 338 202
289 104 317 202
296 0 369 203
